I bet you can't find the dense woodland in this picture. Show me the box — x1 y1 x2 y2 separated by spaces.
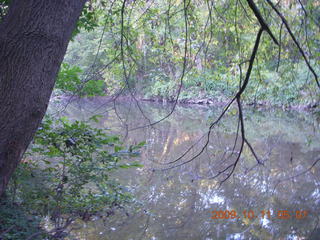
0 0 319 239
60 0 320 107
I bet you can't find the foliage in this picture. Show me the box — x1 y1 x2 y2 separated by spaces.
60 0 319 107
0 0 9 23
55 63 105 96
72 3 99 37
0 201 48 240
4 115 144 237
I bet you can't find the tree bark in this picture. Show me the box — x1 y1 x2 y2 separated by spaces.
0 0 87 197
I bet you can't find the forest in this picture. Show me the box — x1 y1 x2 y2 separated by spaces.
0 0 319 239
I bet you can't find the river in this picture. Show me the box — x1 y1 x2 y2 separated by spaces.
53 97 320 240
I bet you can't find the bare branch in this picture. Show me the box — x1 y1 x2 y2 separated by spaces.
158 28 264 172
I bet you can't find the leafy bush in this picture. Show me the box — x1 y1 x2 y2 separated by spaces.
55 63 105 96
5 115 143 238
149 80 177 100
0 201 48 240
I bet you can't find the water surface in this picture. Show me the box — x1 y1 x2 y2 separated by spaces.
56 98 320 240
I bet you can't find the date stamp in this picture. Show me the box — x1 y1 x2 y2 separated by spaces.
210 210 308 220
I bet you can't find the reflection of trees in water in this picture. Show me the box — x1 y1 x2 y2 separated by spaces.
133 140 316 235
66 100 320 239
130 162 319 239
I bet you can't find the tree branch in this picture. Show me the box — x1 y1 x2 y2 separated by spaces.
266 0 320 89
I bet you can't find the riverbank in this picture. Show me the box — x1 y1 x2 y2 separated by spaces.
139 95 319 112
49 89 319 113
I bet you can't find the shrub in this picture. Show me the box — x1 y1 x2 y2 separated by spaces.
4 115 144 238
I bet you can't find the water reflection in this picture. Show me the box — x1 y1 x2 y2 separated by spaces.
55 98 320 240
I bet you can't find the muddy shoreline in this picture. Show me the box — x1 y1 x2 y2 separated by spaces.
139 96 319 112
50 91 319 113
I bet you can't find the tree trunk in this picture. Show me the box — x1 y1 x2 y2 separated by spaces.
0 0 87 197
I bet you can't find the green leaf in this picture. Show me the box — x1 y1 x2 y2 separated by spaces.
89 114 103 123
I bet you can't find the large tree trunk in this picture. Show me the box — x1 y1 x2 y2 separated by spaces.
0 0 87 197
